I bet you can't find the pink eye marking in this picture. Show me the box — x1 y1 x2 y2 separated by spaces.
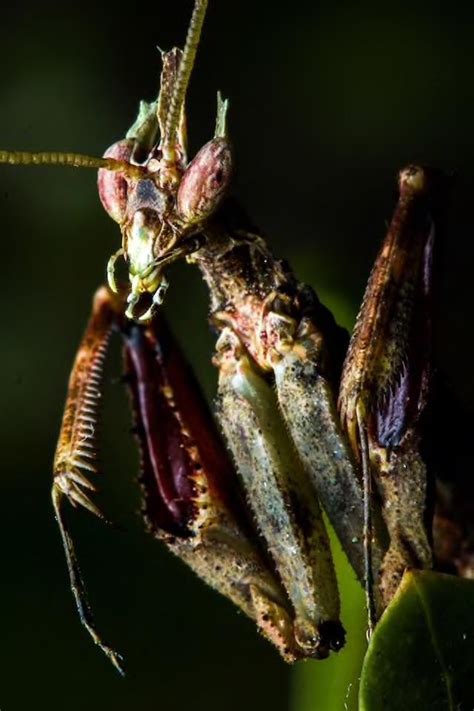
98 140 135 223
177 137 232 223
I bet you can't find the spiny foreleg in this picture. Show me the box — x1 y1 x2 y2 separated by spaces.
121 314 304 661
52 286 124 674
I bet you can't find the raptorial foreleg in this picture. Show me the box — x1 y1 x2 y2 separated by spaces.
52 286 124 673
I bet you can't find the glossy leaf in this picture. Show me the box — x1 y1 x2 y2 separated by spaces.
359 570 474 710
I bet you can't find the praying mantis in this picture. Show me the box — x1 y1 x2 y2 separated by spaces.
0 3 470 684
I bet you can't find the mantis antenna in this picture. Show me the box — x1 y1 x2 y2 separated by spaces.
162 0 208 155
0 150 145 179
0 1 209 175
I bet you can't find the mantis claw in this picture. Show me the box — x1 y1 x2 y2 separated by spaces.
68 470 97 491
52 287 123 673
66 481 105 519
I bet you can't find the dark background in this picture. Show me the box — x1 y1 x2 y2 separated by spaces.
1 1 473 709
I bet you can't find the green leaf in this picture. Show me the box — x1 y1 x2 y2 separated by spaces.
359 570 474 711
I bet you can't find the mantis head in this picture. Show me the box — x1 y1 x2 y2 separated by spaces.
98 2 232 321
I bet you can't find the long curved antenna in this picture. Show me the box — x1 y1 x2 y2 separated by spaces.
0 150 145 179
162 0 208 153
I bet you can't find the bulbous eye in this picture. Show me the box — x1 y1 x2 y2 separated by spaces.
177 137 232 223
98 140 135 223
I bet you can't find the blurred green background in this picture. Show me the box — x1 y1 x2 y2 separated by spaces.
1 1 474 709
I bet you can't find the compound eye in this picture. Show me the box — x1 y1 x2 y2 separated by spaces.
177 137 232 223
98 139 135 223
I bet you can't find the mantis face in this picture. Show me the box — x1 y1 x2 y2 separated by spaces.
98 53 232 321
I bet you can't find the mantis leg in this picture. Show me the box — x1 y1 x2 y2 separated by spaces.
339 166 446 607
271 167 446 624
53 288 303 669
121 314 303 661
271 326 386 625
215 328 345 659
52 286 124 674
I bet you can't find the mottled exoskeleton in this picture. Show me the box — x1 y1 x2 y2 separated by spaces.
0 0 448 673
339 167 446 617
